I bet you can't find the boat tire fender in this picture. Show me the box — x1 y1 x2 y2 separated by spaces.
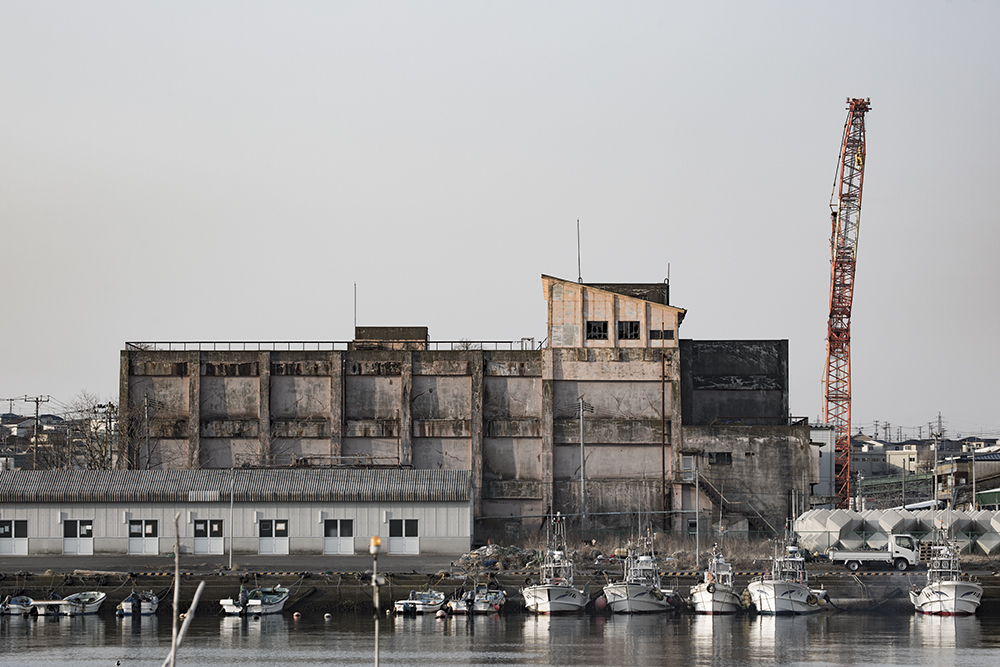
706 583 716 594
806 594 818 606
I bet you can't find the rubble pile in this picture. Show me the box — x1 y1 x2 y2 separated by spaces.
456 544 539 572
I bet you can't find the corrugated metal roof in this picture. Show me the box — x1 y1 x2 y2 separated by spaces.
0 469 472 504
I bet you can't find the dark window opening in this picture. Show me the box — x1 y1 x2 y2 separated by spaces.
586 321 608 340
709 452 733 465
617 321 640 340
649 329 675 340
404 519 419 537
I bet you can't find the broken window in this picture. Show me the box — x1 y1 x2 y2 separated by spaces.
709 452 732 465
617 321 640 340
586 321 608 340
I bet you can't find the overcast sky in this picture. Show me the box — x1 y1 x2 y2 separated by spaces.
2 1 997 440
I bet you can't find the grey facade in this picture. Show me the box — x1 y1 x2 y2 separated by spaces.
0 469 472 556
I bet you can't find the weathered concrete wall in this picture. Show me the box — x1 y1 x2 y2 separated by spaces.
682 422 815 532
680 340 789 426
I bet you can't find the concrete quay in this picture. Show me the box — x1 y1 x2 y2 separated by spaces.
2 556 999 615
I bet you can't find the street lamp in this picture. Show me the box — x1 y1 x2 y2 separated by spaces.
370 536 382 667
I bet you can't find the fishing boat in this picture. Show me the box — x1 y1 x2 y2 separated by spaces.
521 514 587 614
63 591 107 616
117 590 160 616
220 585 290 616
909 543 982 615
0 595 33 615
393 589 447 615
689 545 741 614
602 533 673 613
446 582 507 614
746 540 825 615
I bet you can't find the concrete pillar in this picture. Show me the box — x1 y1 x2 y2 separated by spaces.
330 351 343 459
399 351 412 466
541 348 554 514
259 351 271 464
471 351 484 518
187 350 200 469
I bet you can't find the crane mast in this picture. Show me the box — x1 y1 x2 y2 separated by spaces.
826 97 870 509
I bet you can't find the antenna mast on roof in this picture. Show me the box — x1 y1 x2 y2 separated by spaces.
577 219 583 283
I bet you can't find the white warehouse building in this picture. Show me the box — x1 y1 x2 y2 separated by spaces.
0 468 472 557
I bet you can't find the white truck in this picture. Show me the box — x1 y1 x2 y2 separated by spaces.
825 533 920 572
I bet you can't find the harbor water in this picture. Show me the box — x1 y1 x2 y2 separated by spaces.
1 610 998 666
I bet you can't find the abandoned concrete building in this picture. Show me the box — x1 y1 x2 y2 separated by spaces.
118 274 815 543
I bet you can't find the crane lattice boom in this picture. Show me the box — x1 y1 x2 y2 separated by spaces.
825 97 870 509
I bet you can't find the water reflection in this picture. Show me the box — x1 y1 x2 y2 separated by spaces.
909 613 981 649
3 610 1000 667
219 613 290 648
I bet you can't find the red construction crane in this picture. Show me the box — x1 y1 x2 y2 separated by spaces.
825 97 871 509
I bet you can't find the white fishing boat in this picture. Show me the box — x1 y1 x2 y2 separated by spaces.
220 585 290 616
690 545 741 614
521 514 587 614
746 541 825 615
909 543 982 616
447 582 507 614
0 595 33 615
602 534 672 613
31 591 107 616
393 589 447 615
117 590 160 616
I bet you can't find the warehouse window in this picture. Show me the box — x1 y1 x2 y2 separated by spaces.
617 321 640 340
586 321 608 340
709 452 732 465
649 329 675 340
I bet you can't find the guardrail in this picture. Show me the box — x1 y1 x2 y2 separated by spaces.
125 339 542 352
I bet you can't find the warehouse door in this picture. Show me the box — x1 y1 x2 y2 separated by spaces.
194 519 224 555
63 519 94 555
323 519 354 554
128 519 159 555
0 520 28 555
387 519 419 554
258 519 289 555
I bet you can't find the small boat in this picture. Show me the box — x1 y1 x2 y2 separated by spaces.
603 533 673 613
220 585 290 616
0 595 33 615
746 539 825 615
63 591 107 616
116 590 160 616
521 514 587 614
909 543 982 616
393 590 447 615
447 582 507 614
690 545 742 614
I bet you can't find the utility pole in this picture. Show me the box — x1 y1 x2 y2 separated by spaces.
932 430 940 508
97 402 116 469
22 395 51 470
